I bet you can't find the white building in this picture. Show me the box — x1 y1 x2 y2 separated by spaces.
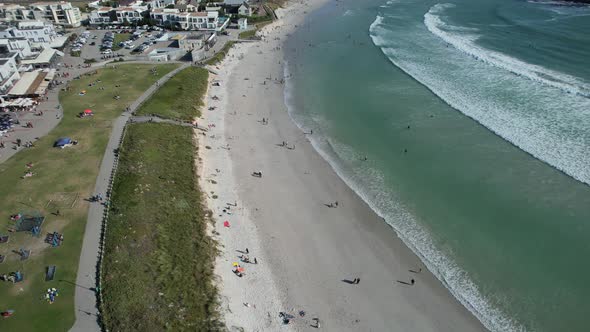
87 1 101 10
238 18 247 30
223 0 248 6
238 3 252 16
0 2 82 28
0 4 30 22
113 6 145 24
0 38 34 58
0 21 57 43
147 47 183 62
88 7 113 25
89 1 149 25
178 34 204 51
146 0 175 9
151 8 226 31
89 0 173 10
150 8 180 25
0 49 20 95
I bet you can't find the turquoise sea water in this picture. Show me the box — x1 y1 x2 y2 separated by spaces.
284 0 590 331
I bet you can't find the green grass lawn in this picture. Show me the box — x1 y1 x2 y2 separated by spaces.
205 41 236 66
135 67 209 121
111 33 131 51
101 123 221 331
0 63 178 332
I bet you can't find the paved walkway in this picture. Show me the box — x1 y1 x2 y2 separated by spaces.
70 62 189 332
0 53 89 163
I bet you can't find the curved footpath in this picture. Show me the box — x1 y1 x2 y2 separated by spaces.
69 62 189 332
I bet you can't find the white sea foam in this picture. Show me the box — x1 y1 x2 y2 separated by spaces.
369 11 590 332
374 6 590 184
284 36 524 332
423 5 590 186
424 3 590 98
282 7 589 332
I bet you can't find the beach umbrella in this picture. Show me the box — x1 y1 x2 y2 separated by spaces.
236 267 245 273
232 262 239 267
84 109 92 114
223 221 230 227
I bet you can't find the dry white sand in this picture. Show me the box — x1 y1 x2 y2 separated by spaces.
200 0 489 331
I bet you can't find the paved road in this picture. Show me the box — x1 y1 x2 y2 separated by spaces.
69 62 189 332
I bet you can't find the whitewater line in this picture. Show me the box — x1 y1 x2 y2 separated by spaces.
424 3 590 98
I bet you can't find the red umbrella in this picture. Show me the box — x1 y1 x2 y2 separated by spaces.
84 109 92 114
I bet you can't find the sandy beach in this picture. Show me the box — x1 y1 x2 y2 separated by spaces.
199 0 488 330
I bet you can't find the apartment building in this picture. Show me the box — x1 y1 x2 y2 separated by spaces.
0 47 20 94
0 21 57 43
0 2 81 28
150 8 225 31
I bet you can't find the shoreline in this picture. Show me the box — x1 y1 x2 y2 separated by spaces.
201 0 489 330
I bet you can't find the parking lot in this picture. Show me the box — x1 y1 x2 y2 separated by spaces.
64 25 243 65
75 28 173 61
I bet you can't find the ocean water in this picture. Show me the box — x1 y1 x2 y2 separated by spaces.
284 0 590 331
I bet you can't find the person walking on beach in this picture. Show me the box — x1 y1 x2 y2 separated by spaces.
245 248 249 254
411 278 415 285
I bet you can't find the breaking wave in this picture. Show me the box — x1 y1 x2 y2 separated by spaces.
369 6 590 331
424 3 590 98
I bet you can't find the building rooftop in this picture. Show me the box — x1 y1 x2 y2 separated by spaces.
30 1 72 6
186 33 204 40
224 0 247 5
7 71 44 96
20 48 56 65
0 4 25 9
0 51 16 59
152 8 179 13
17 21 47 30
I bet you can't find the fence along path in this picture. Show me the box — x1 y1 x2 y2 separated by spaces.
70 62 189 332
